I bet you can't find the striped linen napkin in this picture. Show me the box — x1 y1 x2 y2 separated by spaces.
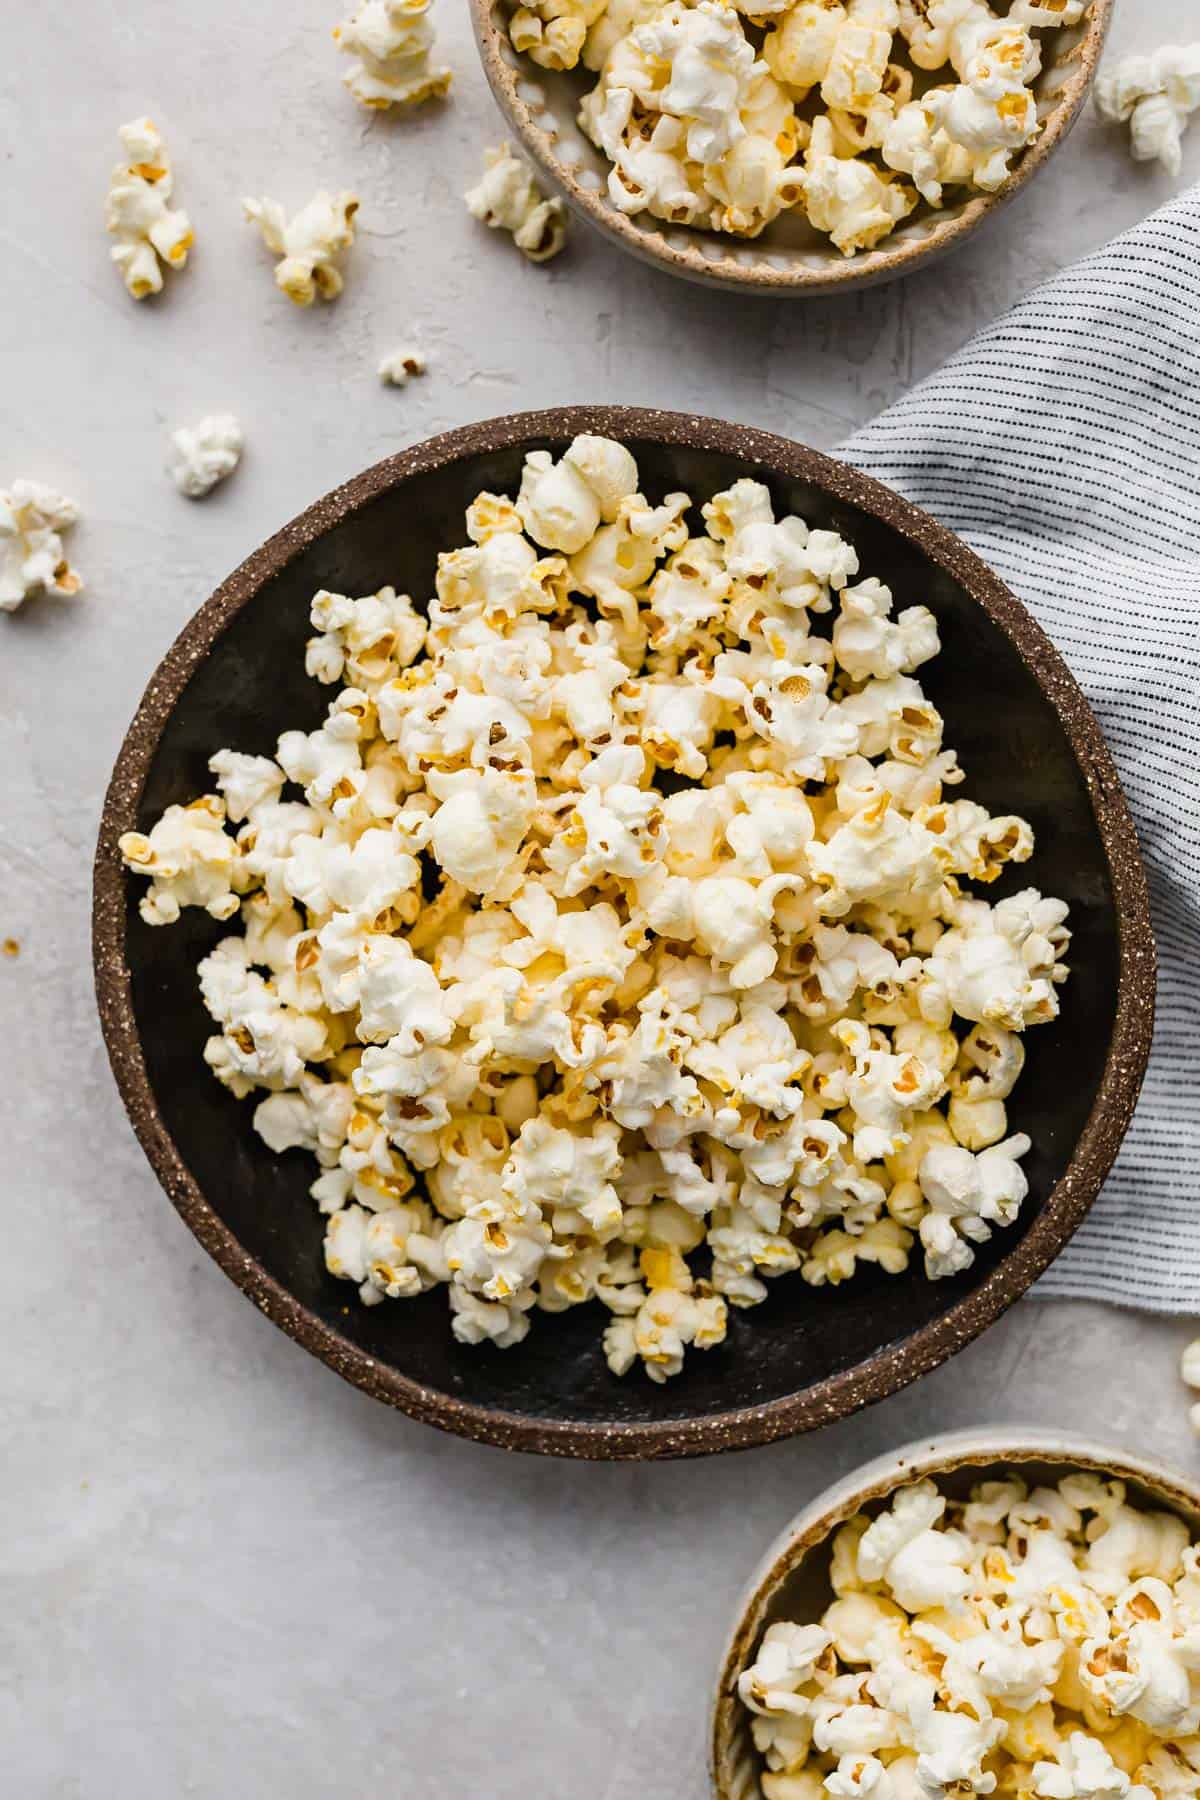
841 188 1200 1310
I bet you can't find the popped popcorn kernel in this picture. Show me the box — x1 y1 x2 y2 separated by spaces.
105 117 192 300
513 0 1075 253
167 414 244 499
0 481 83 612
334 0 452 109
1096 43 1200 178
244 190 360 305
465 142 568 262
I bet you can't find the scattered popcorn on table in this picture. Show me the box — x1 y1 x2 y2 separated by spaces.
121 434 1071 1382
0 481 83 613
379 345 427 385
738 1471 1200 1799
465 142 568 261
1095 44 1200 178
334 0 452 108
166 415 244 499
243 191 360 305
502 0 1085 254
105 117 193 299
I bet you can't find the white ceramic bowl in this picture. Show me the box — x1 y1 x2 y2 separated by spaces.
470 0 1113 296
710 1429 1200 1798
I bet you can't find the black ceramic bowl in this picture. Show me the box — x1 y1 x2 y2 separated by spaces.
93 407 1154 1459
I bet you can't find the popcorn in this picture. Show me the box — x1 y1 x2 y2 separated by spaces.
378 345 427 386
881 98 980 203
510 0 610 70
1095 45 1200 178
167 415 243 499
917 1133 1031 1276
464 143 567 263
0 481 82 612
799 116 917 255
122 432 1069 1378
832 579 939 682
105 117 192 299
307 586 426 690
533 0 1074 252
765 1 850 93
517 439 638 553
119 796 243 926
209 750 285 823
631 1 764 165
243 191 360 305
1033 1734 1148 1800
333 0 452 109
740 1472 1200 1799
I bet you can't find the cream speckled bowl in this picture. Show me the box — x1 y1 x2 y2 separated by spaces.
470 0 1113 295
711 1430 1200 1799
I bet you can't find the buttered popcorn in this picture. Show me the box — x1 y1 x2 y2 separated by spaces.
243 190 360 305
465 142 568 261
333 0 452 109
510 0 1085 255
121 435 1070 1382
1095 44 1200 179
105 117 193 299
0 481 83 613
738 1472 1200 1800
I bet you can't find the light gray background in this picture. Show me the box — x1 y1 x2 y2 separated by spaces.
3 3 1197 1794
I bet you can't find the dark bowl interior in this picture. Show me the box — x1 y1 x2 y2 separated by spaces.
98 410 1150 1456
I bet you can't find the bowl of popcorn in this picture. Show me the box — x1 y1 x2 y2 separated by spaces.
93 407 1151 1458
470 0 1112 293
712 1431 1200 1799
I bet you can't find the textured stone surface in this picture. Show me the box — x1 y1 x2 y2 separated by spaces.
3 1 1198 1793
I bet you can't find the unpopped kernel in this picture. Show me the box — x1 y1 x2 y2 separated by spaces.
121 435 1070 1383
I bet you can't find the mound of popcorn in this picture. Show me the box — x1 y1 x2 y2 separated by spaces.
737 1472 1200 1800
120 434 1071 1381
508 0 1086 254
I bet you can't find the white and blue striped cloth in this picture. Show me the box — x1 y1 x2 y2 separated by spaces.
842 188 1200 1311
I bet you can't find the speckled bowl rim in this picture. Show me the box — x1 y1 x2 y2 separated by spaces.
711 1429 1200 1797
469 0 1114 296
93 406 1154 1461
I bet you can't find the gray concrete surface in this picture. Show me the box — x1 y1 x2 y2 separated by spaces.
2 2 1197 1793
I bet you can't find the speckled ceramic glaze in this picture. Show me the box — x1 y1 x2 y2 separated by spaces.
470 0 1113 295
711 1430 1200 1799
93 407 1153 1460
